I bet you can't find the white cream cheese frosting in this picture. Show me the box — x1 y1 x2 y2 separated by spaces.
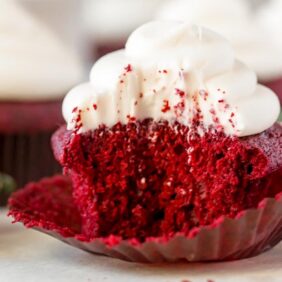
0 0 83 101
84 0 162 41
156 0 282 81
63 21 280 137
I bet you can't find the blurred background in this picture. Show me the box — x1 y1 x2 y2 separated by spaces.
0 0 276 84
0 0 281 199
14 0 282 71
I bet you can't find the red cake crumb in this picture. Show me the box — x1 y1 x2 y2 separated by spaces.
52 121 282 241
175 88 186 98
124 64 132 72
126 115 136 122
161 100 171 113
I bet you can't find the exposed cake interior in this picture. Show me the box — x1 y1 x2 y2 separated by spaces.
56 21 281 242
53 122 282 241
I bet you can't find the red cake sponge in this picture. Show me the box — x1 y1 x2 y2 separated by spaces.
52 121 282 241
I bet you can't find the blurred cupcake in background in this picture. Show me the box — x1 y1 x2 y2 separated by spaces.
0 0 83 189
157 0 282 103
84 0 162 61
257 0 282 103
19 0 85 59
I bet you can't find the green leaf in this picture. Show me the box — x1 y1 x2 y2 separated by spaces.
0 173 17 206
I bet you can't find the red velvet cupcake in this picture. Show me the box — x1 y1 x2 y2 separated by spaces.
0 1 83 189
9 21 282 262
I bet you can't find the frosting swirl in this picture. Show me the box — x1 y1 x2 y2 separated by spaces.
63 21 280 137
156 0 282 81
0 0 83 101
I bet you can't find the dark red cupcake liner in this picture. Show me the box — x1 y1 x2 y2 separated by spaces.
8 175 282 263
0 132 61 189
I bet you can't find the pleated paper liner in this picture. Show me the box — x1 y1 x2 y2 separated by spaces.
8 175 282 263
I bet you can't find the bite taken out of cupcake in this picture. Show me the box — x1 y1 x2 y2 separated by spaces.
10 21 282 263
0 0 83 189
156 0 282 104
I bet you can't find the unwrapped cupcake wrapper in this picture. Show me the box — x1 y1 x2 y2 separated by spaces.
0 132 61 189
8 175 282 263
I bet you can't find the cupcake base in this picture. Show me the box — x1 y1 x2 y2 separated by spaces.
8 175 282 263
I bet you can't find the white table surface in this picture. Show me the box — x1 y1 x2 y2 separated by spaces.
0 208 281 282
